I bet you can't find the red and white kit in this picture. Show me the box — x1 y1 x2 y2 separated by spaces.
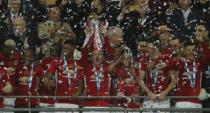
39 57 56 104
47 58 83 113
15 63 43 108
0 67 10 108
83 64 111 107
117 66 142 109
173 43 210 109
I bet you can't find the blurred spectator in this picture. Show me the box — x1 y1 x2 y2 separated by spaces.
148 0 170 25
10 16 29 52
37 6 75 58
193 0 210 37
102 0 122 26
118 0 157 57
29 0 48 30
6 0 22 18
4 0 25 32
0 20 9 47
167 0 199 40
61 0 92 47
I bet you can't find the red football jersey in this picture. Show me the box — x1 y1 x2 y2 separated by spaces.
171 43 210 104
39 57 56 104
83 64 111 107
15 64 43 107
145 57 171 94
0 51 20 91
136 52 150 71
175 59 203 104
159 47 173 62
0 67 10 108
117 66 141 108
48 58 83 104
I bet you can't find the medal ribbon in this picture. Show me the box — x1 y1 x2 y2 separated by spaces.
125 68 135 80
150 69 158 85
28 63 34 90
184 60 196 87
63 56 71 86
93 65 103 93
73 61 78 79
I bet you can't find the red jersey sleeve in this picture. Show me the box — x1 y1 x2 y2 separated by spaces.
117 79 125 93
48 58 60 74
2 67 10 84
34 64 44 78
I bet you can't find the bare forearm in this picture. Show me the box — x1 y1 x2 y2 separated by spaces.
164 79 176 94
139 79 150 94
76 80 84 96
164 72 177 94
138 71 151 94
36 78 41 95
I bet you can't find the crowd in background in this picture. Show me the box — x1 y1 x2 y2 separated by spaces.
0 0 210 113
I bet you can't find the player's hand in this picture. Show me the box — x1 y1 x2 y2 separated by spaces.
2 83 13 94
148 91 158 101
73 49 82 60
42 76 51 90
198 88 209 101
158 91 167 100
117 92 125 97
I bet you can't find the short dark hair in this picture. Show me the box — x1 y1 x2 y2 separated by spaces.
64 39 76 46
23 48 34 59
51 43 62 57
